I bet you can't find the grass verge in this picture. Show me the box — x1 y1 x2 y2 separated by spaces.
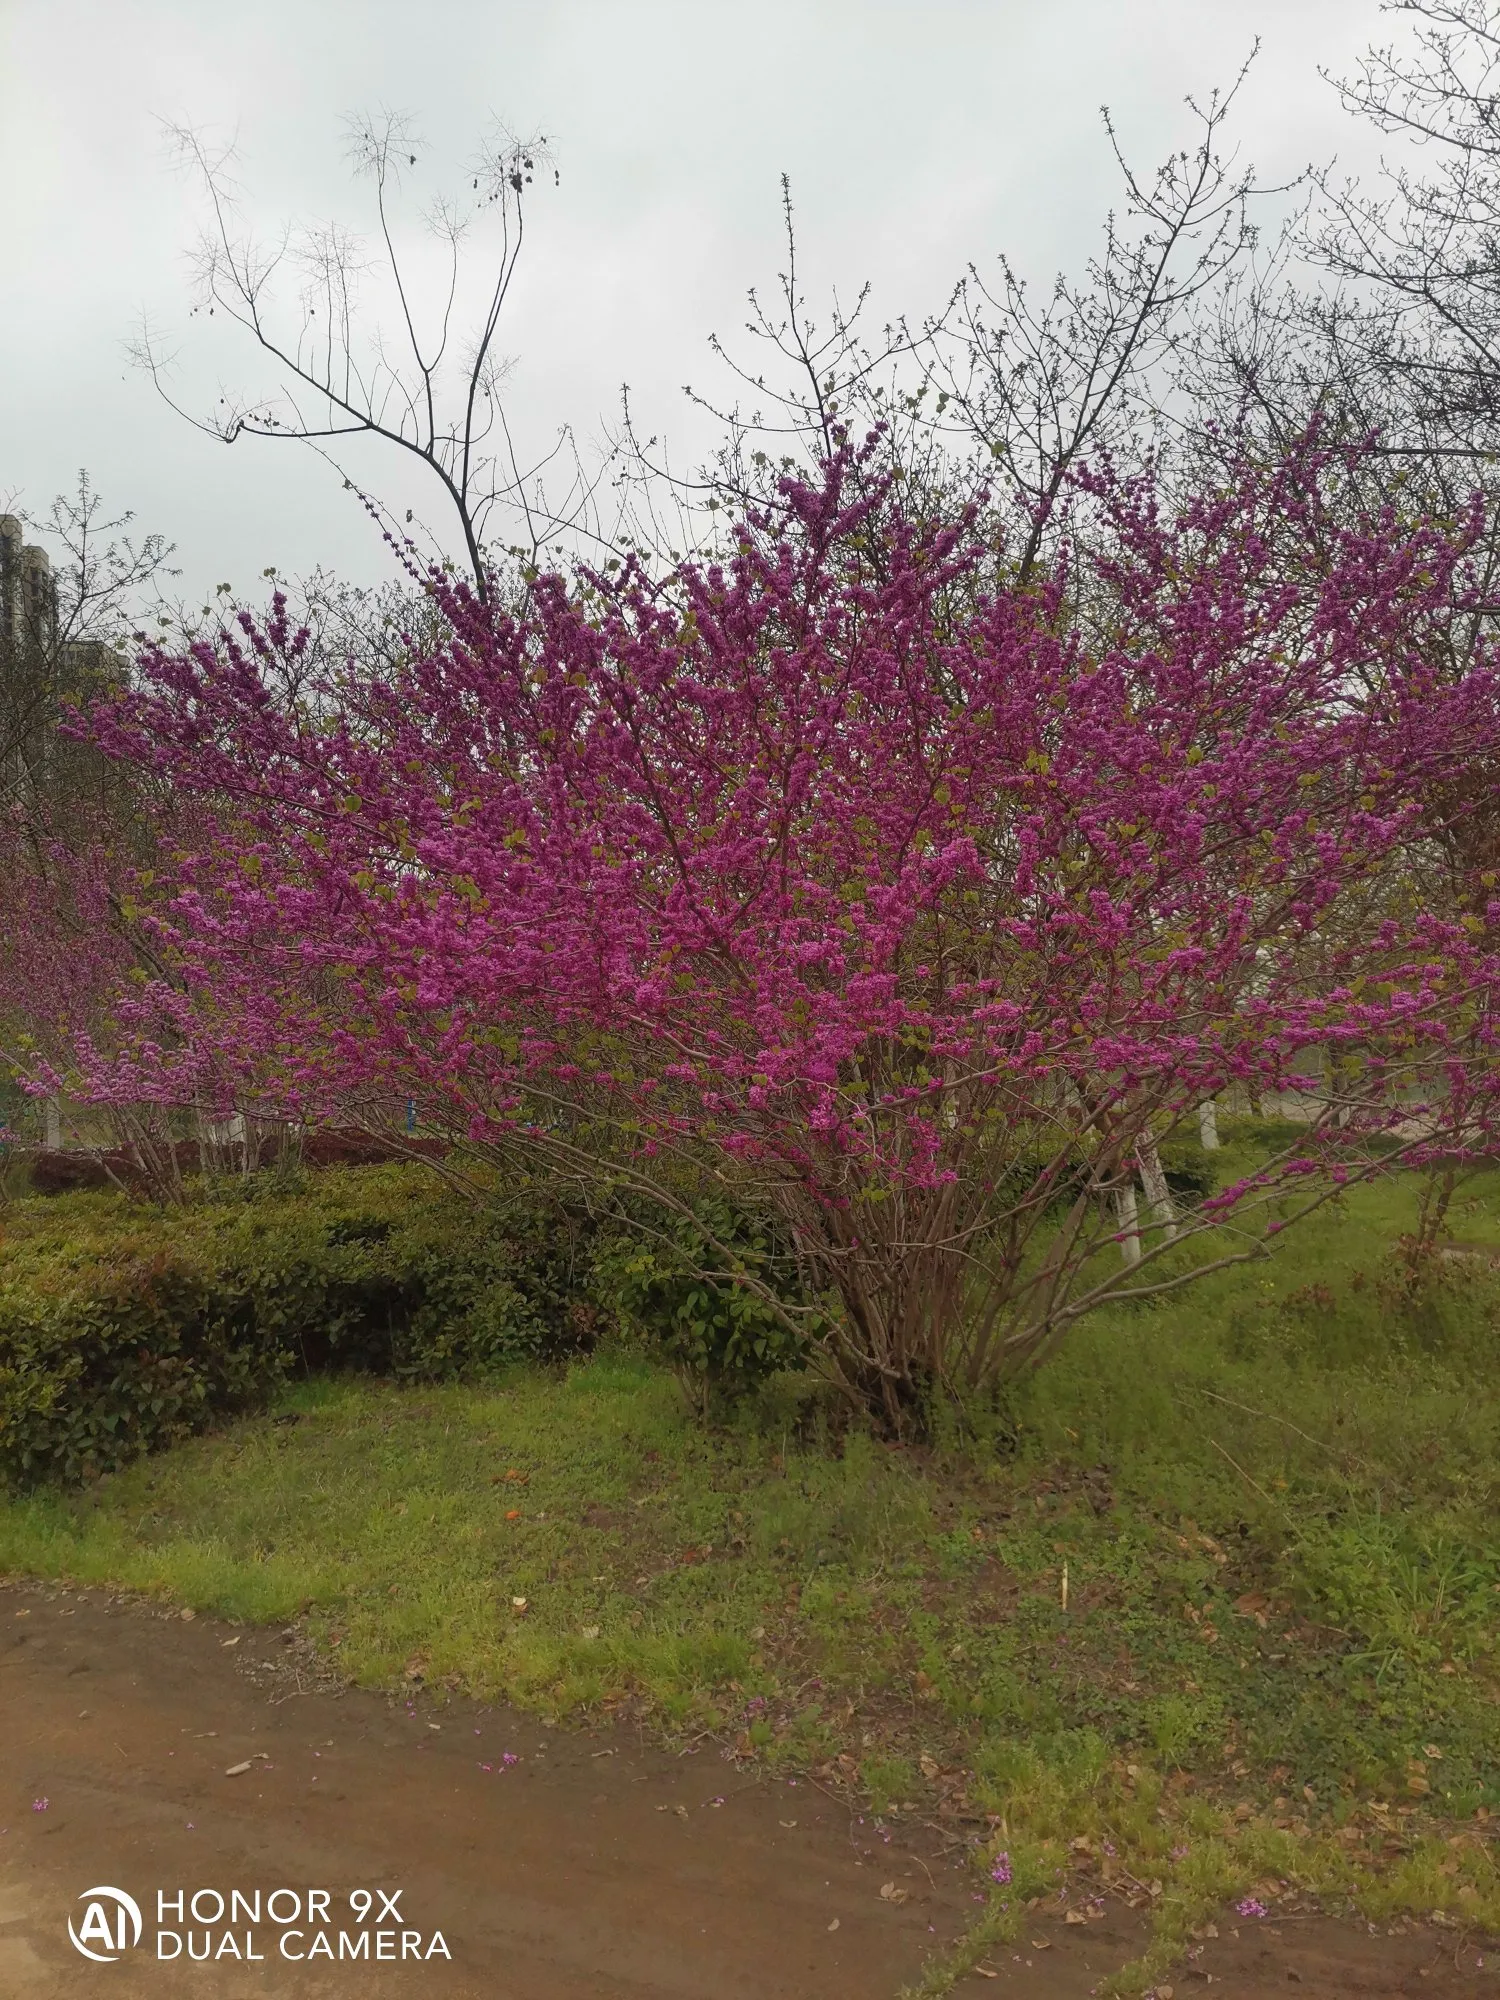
3 1161 1499 1991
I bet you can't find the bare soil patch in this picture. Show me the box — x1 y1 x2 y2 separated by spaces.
0 1578 1492 1998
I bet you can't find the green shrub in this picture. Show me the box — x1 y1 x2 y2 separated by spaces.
0 1167 596 1489
1215 1114 1321 1151
0 1253 281 1489
1156 1138 1218 1207
594 1195 820 1409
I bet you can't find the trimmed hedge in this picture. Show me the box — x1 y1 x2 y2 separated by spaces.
18 1127 448 1197
0 1166 597 1489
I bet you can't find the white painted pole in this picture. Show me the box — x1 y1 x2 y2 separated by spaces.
1136 1132 1178 1242
1116 1180 1142 1266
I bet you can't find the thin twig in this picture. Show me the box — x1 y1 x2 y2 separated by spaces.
1192 1387 1356 1465
1208 1437 1285 1513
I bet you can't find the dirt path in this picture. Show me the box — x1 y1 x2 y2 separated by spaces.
1 1578 1492 1998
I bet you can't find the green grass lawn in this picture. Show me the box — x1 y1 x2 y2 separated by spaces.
3 1159 1499 1992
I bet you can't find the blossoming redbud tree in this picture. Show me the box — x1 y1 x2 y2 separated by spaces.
0 791 251 1195
47 442 1500 1425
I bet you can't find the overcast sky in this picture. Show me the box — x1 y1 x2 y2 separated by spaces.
1 0 1397 606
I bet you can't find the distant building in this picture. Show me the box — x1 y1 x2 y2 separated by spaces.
0 510 124 804
0 510 125 704
0 512 60 660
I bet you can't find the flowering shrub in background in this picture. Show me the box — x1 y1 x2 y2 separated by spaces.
18 439 1500 1427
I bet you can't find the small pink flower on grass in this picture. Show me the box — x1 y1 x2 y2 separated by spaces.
31 1798 48 1812
1237 1897 1267 1918
990 1852 1012 1886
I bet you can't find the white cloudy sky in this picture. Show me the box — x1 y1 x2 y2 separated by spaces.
1 0 1398 605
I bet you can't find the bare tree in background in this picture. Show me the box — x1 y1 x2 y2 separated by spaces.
1314 0 1500 457
0 475 177 1159
1171 5 1500 669
134 112 598 601
1163 5 1500 948
607 176 951 571
618 59 1284 591
1 471 175 819
922 55 1284 583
